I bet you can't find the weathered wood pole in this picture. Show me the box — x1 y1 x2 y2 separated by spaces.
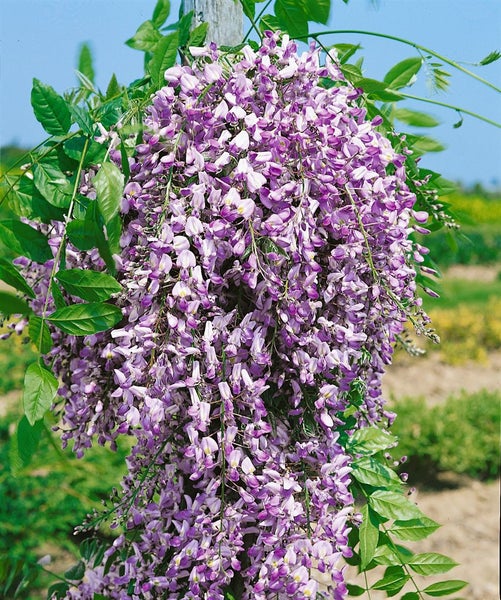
184 0 244 47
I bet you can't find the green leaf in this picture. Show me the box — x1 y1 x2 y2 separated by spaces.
353 78 389 93
302 0 330 23
28 316 53 354
478 49 501 66
275 0 308 38
64 136 106 167
400 594 419 600
408 553 458 576
0 258 35 298
0 174 31 217
93 163 124 223
371 566 409 593
373 538 414 566
51 281 67 309
241 0 256 19
187 22 209 49
106 213 122 255
9 416 44 475
67 219 98 251
152 0 171 28
360 504 380 569
23 362 59 425
383 57 422 89
0 220 52 263
48 302 123 336
85 201 117 273
369 490 425 521
68 104 95 137
176 11 194 46
410 135 446 154
46 583 70 599
56 269 122 302
346 427 397 455
367 89 404 102
423 580 468 596
32 161 73 208
394 108 440 128
105 73 122 100
389 517 440 541
345 584 366 597
126 20 162 52
333 43 361 64
352 456 403 489
0 291 31 316
65 561 86 581
150 32 179 90
259 14 281 33
78 43 95 83
31 78 71 136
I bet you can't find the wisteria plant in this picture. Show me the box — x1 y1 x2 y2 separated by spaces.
1 1 499 599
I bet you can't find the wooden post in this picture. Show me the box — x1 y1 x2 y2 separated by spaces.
184 0 243 47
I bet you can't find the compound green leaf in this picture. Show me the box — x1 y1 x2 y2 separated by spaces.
479 49 501 66
384 57 422 89
31 78 71 136
28 316 53 354
150 32 179 89
423 580 468 596
400 593 419 600
369 490 424 521
389 517 440 541
93 163 124 223
0 220 52 263
48 302 123 336
126 20 162 52
408 553 458 576
152 0 171 28
0 258 35 298
9 416 44 476
56 269 122 302
0 291 31 316
23 362 59 425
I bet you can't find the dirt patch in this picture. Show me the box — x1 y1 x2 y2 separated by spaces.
446 263 501 282
383 352 501 405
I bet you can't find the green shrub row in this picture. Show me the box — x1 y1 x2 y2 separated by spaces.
418 225 501 268
0 409 128 596
390 389 501 483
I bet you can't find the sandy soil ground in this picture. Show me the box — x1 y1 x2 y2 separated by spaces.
383 351 501 406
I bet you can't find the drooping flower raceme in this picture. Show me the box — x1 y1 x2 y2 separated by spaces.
28 32 427 599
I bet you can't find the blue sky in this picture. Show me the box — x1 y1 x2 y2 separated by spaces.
1 0 500 186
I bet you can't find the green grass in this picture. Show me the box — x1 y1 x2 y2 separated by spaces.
422 276 501 311
0 405 129 598
390 389 501 484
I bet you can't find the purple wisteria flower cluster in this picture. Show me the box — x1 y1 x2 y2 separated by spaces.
31 32 427 599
